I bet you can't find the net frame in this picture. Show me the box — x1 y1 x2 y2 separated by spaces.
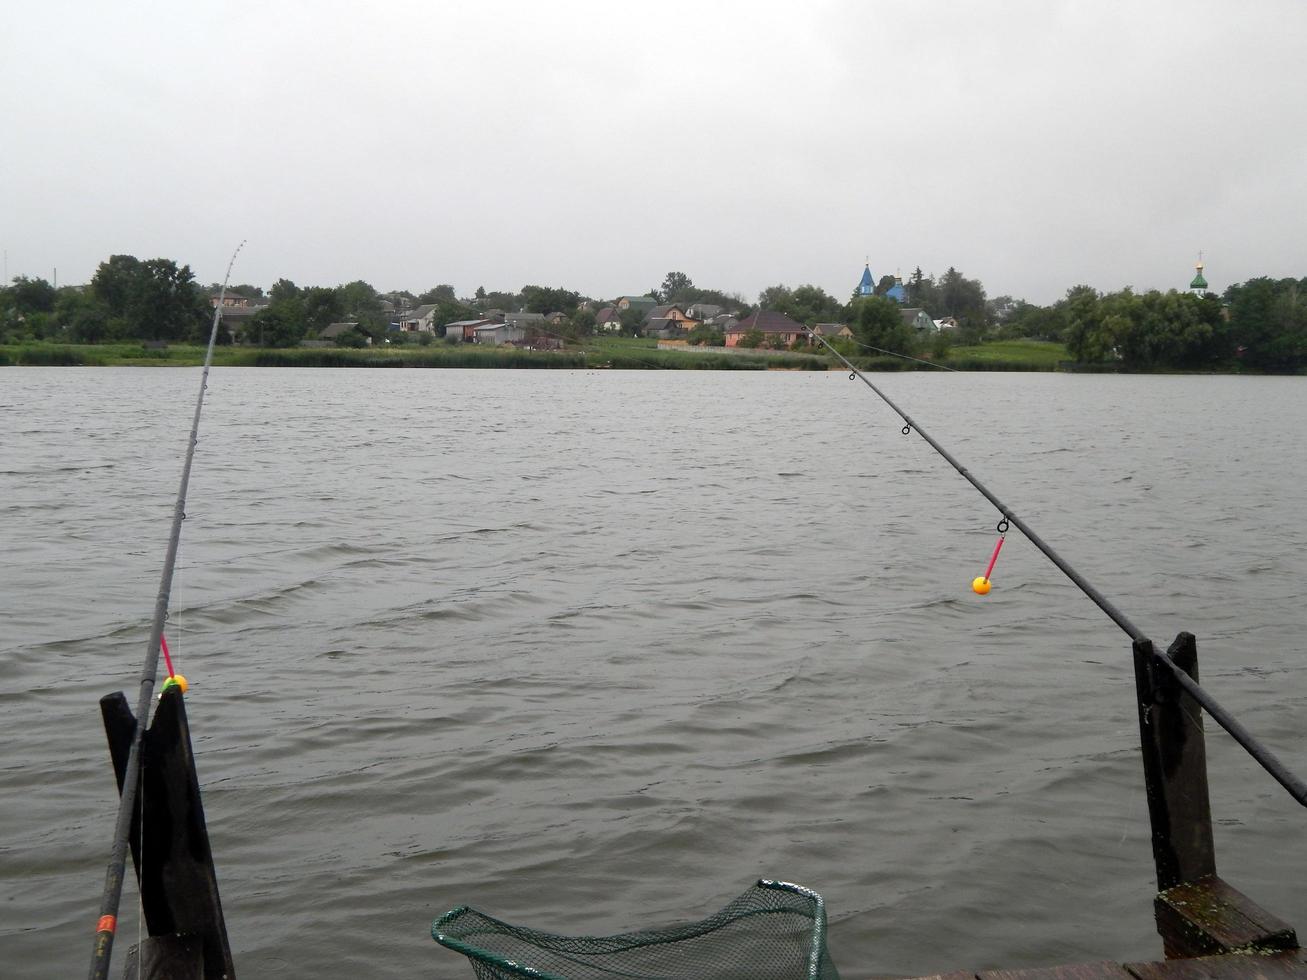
432 879 837 980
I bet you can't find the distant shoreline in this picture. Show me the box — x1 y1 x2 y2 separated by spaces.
1 340 1285 374
0 339 1066 372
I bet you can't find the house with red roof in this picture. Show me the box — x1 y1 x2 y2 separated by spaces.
724 310 809 348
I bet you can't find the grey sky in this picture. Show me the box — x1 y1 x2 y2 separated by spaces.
3 0 1304 306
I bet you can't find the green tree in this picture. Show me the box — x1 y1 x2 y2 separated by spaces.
56 289 109 343
418 284 458 304
1225 277 1307 372
133 258 208 341
737 328 764 349
90 255 208 341
1060 285 1105 362
617 307 645 337
660 271 694 303
354 308 390 336
334 326 370 349
8 276 56 313
520 284 580 314
758 284 792 311
569 307 596 337
786 284 843 325
338 280 381 317
930 331 953 360
905 267 935 308
269 278 300 303
251 299 308 347
90 255 143 315
997 301 1066 342
686 322 723 346
301 286 345 333
850 296 919 354
937 267 988 329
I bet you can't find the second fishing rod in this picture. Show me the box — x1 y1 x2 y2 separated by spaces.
806 325 1307 806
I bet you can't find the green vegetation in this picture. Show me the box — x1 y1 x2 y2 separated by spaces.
0 337 823 371
946 340 1068 370
4 251 1303 374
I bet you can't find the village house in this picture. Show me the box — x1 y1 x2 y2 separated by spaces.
444 318 496 342
398 304 439 333
900 308 936 332
546 311 569 326
213 300 269 342
593 306 621 332
724 310 808 348
685 302 724 320
474 322 526 346
209 293 260 308
643 304 702 339
502 311 547 329
614 295 657 315
812 322 853 340
318 321 369 345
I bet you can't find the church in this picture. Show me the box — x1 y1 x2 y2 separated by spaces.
856 263 907 303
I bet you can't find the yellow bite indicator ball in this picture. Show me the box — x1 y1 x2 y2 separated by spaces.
162 674 189 694
972 576 991 595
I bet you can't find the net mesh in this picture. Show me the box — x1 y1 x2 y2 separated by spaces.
432 879 839 980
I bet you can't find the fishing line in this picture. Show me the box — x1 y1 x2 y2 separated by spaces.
89 241 243 980
844 336 962 371
804 325 1145 642
806 329 1307 809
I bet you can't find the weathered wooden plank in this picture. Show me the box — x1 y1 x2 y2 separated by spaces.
1124 948 1307 978
1154 875 1298 958
975 964 1136 979
902 951 1307 980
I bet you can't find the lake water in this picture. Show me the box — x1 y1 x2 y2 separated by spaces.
1 366 1305 979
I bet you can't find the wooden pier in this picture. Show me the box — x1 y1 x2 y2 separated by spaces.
909 947 1307 979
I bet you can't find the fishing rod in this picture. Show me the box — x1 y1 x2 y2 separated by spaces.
90 241 244 980
805 324 1144 640
805 325 1307 807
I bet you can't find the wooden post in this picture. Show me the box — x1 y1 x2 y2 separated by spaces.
1133 632 1298 958
101 686 235 980
1132 632 1216 891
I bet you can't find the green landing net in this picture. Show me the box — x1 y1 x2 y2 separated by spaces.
432 879 840 980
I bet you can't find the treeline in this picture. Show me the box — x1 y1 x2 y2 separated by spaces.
997 278 1307 372
0 256 212 344
5 254 1304 373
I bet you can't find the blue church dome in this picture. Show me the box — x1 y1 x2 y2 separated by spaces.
886 279 906 303
857 264 874 296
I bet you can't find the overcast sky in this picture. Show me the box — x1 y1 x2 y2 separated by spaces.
3 0 1305 306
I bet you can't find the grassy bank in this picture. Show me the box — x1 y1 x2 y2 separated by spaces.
0 339 828 371
0 337 1069 371
943 339 1067 370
